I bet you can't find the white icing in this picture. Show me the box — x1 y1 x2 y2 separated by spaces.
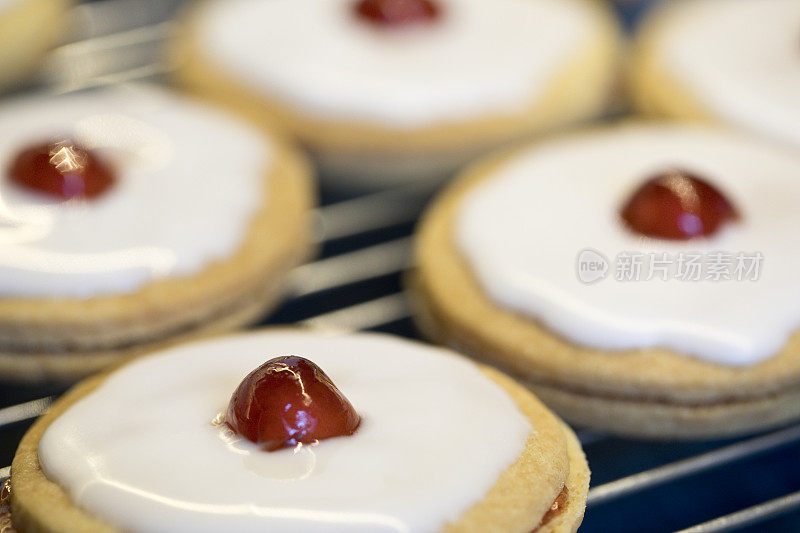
456 125 800 366
197 0 600 127
658 0 800 148
38 330 531 533
0 86 267 298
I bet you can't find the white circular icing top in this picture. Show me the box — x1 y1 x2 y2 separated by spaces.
0 86 267 298
39 330 531 533
196 0 602 128
456 125 800 366
656 0 800 148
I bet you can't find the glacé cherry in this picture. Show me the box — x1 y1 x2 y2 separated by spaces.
354 0 441 27
226 356 361 451
620 170 738 240
8 141 114 200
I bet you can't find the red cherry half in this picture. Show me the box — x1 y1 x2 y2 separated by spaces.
8 141 114 200
354 0 441 27
226 356 361 451
620 170 739 240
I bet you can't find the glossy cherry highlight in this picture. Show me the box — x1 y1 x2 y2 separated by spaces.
8 141 114 200
226 356 361 451
620 170 739 240
354 0 441 27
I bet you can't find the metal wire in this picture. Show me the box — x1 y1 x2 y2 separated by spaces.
675 491 800 533
290 238 413 297
0 398 53 429
303 293 411 330
587 424 800 507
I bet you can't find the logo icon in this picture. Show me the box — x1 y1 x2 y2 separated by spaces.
576 248 609 284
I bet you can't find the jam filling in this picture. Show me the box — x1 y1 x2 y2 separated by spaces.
354 0 441 27
0 479 13 533
226 356 361 451
8 141 115 200
533 486 569 532
620 170 739 240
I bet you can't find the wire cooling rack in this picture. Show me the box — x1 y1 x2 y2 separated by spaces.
1 1 799 531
